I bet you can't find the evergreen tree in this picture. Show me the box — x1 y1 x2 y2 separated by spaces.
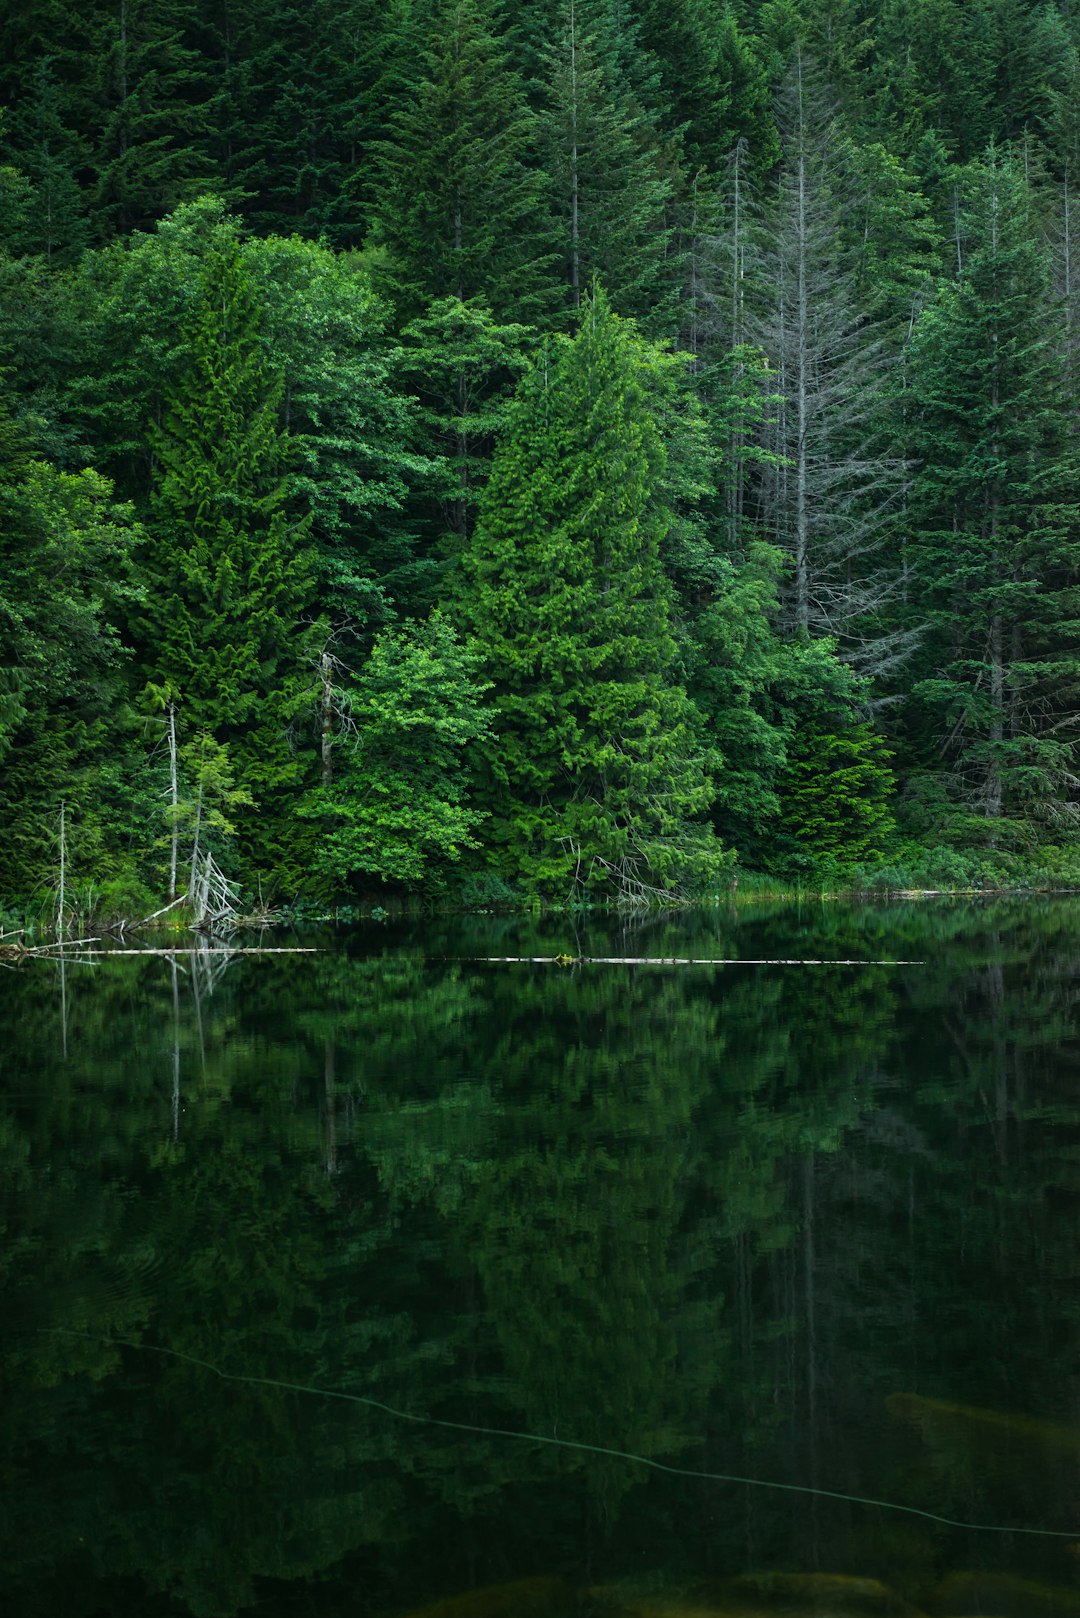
536 0 675 331
4 59 92 262
370 0 552 322
904 151 1080 844
397 296 534 553
631 0 776 176
143 235 317 874
201 0 407 245
458 288 726 899
85 0 215 237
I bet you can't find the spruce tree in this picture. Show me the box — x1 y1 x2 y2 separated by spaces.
85 0 215 237
459 288 726 900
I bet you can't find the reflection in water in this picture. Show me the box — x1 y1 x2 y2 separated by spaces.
1 902 1080 1616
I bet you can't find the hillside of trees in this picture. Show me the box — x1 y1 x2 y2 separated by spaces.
3 0 1080 909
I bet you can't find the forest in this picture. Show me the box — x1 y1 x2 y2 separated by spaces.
3 0 1080 911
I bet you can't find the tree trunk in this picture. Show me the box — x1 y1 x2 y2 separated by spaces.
167 704 179 902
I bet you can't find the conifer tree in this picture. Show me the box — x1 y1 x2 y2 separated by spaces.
86 0 215 237
143 236 317 872
904 151 1080 843
633 0 777 176
370 0 552 322
537 0 675 331
5 59 92 261
459 288 726 899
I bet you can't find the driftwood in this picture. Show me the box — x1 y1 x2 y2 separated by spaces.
478 955 926 966
133 892 189 927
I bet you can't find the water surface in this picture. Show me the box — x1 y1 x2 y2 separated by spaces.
3 902 1080 1617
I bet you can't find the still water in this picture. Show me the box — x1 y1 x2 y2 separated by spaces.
3 901 1080 1618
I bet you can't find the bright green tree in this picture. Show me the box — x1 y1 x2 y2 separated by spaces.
459 288 727 900
299 613 490 890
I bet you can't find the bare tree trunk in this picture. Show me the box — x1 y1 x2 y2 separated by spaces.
569 0 580 306
320 651 335 786
57 801 66 936
189 783 203 898
167 705 179 902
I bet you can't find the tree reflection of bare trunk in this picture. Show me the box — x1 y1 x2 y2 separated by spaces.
60 953 68 1060
171 956 181 1141
323 1038 337 1175
192 945 207 1079
803 1151 820 1567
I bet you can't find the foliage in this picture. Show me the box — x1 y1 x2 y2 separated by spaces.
3 0 1080 899
459 288 728 900
299 613 491 889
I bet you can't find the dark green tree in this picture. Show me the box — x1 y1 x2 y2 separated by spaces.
536 0 675 331
904 151 1080 845
143 235 317 874
370 0 552 323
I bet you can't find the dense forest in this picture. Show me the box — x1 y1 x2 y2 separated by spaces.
3 0 1080 909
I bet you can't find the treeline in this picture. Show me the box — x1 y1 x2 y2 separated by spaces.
2 0 1080 907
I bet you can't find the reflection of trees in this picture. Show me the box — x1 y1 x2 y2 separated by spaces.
2 905 1080 1614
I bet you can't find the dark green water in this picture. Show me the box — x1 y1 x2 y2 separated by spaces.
3 902 1080 1618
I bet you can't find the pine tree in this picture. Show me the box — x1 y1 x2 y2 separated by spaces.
904 151 1080 844
458 288 726 900
5 58 92 262
85 0 215 237
143 236 317 873
198 0 406 245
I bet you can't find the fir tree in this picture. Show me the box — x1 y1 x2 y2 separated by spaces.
904 151 1080 843
459 288 726 899
537 0 675 331
143 236 317 873
370 0 552 322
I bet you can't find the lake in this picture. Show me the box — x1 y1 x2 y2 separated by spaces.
2 901 1080 1618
